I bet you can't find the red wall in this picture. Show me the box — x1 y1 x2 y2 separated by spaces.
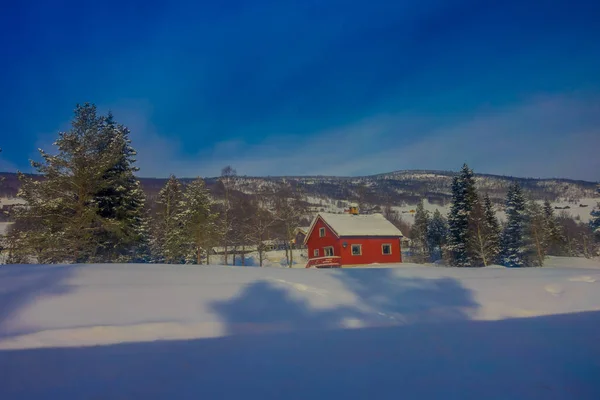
306 218 341 259
306 217 402 266
338 237 402 265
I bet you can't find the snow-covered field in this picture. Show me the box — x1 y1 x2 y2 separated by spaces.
1 259 600 399
0 221 13 236
213 249 308 268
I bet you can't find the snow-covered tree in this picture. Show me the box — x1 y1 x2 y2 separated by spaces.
500 182 533 267
179 177 219 264
427 209 448 262
411 199 430 262
483 194 501 259
151 175 186 263
93 112 149 262
543 200 565 255
528 201 547 267
14 104 146 263
468 193 501 267
590 202 600 240
446 164 478 267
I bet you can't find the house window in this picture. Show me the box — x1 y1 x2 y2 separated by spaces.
382 244 392 255
314 249 319 257
319 227 326 237
324 247 334 257
351 244 362 256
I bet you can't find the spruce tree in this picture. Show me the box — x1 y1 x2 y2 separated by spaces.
501 182 532 267
482 194 501 262
543 200 565 255
427 209 448 262
590 202 600 240
446 164 478 267
151 175 186 263
15 105 116 262
93 112 149 262
411 199 430 262
13 104 147 263
178 178 219 264
528 201 547 267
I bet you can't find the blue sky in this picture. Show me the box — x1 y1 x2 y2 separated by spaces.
1 0 599 180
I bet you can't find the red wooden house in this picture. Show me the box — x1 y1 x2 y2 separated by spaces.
304 213 404 268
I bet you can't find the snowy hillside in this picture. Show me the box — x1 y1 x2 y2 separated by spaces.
1 261 600 399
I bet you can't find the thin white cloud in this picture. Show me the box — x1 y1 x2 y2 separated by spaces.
76 94 600 181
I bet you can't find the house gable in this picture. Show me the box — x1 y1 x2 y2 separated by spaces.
304 215 339 246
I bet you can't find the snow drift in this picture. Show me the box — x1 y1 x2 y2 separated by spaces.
1 260 599 399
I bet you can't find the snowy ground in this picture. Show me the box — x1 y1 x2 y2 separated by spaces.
1 259 600 399
214 249 309 268
0 221 13 236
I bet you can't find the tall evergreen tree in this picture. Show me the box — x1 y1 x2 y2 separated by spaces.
542 200 565 255
468 193 501 266
446 164 478 267
151 175 186 263
12 104 147 263
590 202 600 240
93 112 149 262
14 104 145 263
501 182 532 267
178 178 218 264
427 209 448 262
528 201 547 267
411 199 430 262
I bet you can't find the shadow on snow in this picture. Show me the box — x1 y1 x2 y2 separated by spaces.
210 268 479 335
1 311 599 399
0 265 75 337
0 267 599 398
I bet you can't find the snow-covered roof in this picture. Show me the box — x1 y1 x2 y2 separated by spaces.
295 226 310 234
309 213 403 238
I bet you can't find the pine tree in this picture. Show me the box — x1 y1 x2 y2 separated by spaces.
93 112 149 262
12 104 148 263
446 164 478 267
151 175 186 263
427 209 448 262
15 105 117 262
528 201 547 267
482 194 501 262
178 178 218 264
411 199 430 262
590 202 600 240
543 200 565 255
501 182 533 267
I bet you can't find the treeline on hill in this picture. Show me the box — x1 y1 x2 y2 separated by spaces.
1 105 599 267
0 104 309 267
406 165 600 267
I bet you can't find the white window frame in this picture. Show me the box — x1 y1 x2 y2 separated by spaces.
324 246 334 257
351 244 362 256
314 249 319 257
382 243 392 255
319 227 326 237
